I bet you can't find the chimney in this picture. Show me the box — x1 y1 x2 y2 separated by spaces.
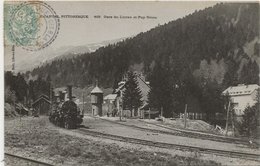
67 85 73 101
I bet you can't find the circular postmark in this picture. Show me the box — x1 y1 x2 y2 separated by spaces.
8 1 60 51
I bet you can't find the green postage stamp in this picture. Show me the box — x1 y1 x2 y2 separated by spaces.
4 1 60 51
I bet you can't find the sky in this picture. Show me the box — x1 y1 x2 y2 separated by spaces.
48 1 218 47
4 1 218 70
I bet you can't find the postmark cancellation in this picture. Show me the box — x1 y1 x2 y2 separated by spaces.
4 1 60 51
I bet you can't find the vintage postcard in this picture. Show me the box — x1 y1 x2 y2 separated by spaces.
3 1 260 165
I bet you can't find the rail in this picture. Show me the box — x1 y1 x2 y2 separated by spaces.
5 153 54 166
77 128 260 162
95 116 251 146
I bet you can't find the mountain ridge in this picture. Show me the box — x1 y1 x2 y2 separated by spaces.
5 37 127 72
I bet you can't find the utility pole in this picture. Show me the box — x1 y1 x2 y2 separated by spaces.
225 101 231 136
13 91 16 126
50 85 52 104
120 104 122 121
119 98 122 121
184 104 187 129
50 84 53 115
231 108 235 136
82 92 85 116
12 45 15 73
149 108 151 120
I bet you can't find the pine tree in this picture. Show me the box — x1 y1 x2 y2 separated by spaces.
239 60 259 84
148 62 173 117
15 73 28 102
122 71 143 117
222 71 239 89
239 105 258 138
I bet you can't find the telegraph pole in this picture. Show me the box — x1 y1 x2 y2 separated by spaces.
82 92 85 116
149 108 151 120
49 82 53 117
50 85 53 108
184 104 187 129
12 45 15 73
120 100 122 121
225 101 231 136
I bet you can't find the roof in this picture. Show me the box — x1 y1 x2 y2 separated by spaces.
104 94 117 100
38 94 49 100
91 86 103 94
140 102 149 110
32 96 51 106
114 82 125 94
136 75 150 102
144 110 159 115
222 84 259 96
137 75 150 88
15 103 29 112
114 72 150 105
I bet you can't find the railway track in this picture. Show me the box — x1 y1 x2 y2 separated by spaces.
77 127 260 162
96 117 251 146
5 153 54 166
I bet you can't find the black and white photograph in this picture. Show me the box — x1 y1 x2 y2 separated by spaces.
2 1 260 165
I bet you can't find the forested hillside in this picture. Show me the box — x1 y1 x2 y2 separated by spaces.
26 3 259 88
24 3 259 118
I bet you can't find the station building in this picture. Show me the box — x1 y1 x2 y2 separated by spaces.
222 84 259 116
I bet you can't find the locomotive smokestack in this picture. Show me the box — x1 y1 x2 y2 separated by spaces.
67 85 73 101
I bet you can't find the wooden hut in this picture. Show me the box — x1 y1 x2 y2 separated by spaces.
32 94 51 115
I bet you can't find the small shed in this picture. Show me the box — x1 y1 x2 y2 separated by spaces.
91 86 103 116
104 94 117 104
32 94 51 115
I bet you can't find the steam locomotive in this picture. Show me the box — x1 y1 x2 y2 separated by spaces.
49 85 83 129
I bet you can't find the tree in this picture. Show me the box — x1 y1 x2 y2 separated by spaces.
255 88 260 127
122 71 143 117
200 79 224 121
4 71 53 107
148 62 173 117
4 86 16 104
12 73 28 102
239 60 259 85
239 104 259 138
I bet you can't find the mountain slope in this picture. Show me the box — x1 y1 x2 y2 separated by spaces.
8 37 126 72
26 3 259 88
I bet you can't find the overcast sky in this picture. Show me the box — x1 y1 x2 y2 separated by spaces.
4 1 218 70
48 1 218 47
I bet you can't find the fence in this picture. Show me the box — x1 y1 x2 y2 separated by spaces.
180 112 206 120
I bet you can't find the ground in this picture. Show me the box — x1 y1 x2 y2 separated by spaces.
4 116 259 165
97 117 259 154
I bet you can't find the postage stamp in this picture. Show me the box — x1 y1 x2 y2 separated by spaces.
5 1 60 51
